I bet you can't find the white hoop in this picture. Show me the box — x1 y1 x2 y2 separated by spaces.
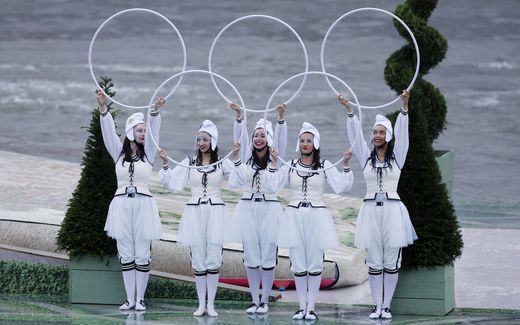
208 14 309 113
264 71 362 174
88 8 187 109
320 7 420 110
147 69 246 169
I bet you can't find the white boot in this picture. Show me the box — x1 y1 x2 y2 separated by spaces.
193 275 207 316
135 270 149 311
257 268 274 313
381 271 398 319
246 267 260 313
293 274 308 319
119 269 136 310
206 273 219 317
368 273 383 318
306 274 321 319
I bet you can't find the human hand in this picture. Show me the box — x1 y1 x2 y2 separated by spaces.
232 142 241 161
153 97 166 110
343 150 352 166
400 90 410 111
230 102 242 119
96 90 107 112
276 103 287 120
159 149 169 165
337 94 353 113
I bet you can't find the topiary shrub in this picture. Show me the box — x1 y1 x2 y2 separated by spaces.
56 77 118 258
384 0 463 267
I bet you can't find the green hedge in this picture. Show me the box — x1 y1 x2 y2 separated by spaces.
0 260 253 301
0 260 68 295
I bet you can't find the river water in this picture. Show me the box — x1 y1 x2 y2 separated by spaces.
1 0 518 228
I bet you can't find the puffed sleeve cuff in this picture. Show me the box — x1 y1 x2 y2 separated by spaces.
235 117 243 123
100 109 109 117
150 109 160 117
234 160 242 166
162 163 169 170
400 107 408 115
347 111 355 118
268 167 277 173
277 119 285 124
343 167 351 173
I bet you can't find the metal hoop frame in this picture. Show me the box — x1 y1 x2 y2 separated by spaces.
88 8 187 109
320 7 420 110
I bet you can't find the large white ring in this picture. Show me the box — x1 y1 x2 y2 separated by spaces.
208 14 309 113
88 8 187 109
147 69 246 169
264 71 362 174
320 7 420 110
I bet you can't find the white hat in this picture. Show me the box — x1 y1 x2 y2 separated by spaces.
125 112 145 141
295 122 320 152
372 114 393 143
195 120 218 151
253 118 274 147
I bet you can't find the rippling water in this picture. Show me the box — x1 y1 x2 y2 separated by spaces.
1 0 518 227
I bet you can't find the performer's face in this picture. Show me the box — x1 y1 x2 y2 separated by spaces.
372 125 387 147
197 132 211 153
253 128 267 149
133 124 146 144
299 132 314 155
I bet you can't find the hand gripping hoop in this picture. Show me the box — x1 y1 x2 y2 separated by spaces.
208 14 309 112
147 69 246 169
264 71 362 174
88 8 187 109
320 7 420 110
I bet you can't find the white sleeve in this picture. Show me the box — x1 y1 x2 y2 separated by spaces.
158 157 190 193
346 114 371 168
263 164 289 194
324 160 353 194
100 111 123 162
227 160 247 188
222 158 244 188
234 118 251 163
145 112 161 164
393 111 409 169
273 119 288 167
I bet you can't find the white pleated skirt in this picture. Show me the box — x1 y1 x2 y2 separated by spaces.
230 200 284 246
278 206 339 250
354 200 418 249
104 195 163 241
177 203 233 247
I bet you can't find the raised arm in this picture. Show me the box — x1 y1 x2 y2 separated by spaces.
324 152 353 194
273 103 287 165
158 151 190 193
393 90 410 169
97 91 122 162
231 102 251 163
144 97 165 163
338 95 371 167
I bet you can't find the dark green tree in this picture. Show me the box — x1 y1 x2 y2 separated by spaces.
385 0 463 267
56 77 118 257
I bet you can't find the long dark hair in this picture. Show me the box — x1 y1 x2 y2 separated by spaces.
299 148 321 170
370 140 394 169
196 146 219 165
122 138 145 164
251 146 270 170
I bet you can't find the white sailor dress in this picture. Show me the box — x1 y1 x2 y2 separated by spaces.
159 157 237 247
265 159 353 250
100 111 163 241
346 110 418 249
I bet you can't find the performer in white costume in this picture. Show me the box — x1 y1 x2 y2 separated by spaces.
228 102 287 314
159 120 240 317
338 90 417 319
265 122 353 321
96 91 165 311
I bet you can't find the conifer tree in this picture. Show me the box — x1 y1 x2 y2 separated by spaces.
385 0 463 267
57 77 118 257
